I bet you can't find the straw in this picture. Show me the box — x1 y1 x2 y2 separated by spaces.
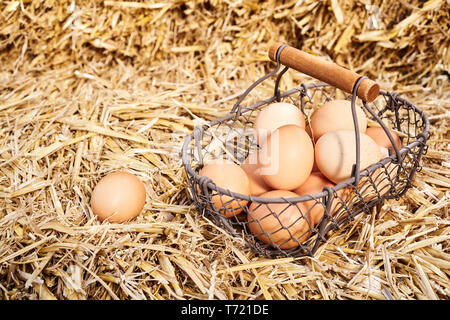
0 0 448 300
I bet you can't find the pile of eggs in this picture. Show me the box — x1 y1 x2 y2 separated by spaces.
198 100 402 249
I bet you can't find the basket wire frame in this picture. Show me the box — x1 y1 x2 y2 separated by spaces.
181 46 430 259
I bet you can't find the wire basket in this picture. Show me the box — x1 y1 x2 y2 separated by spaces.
181 43 430 259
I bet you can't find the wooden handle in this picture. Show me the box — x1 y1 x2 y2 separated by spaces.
269 42 379 102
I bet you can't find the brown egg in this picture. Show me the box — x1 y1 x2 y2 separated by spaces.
310 99 367 141
340 127 401 203
334 162 399 219
330 186 356 221
359 164 399 201
253 102 305 144
315 130 382 184
198 159 250 218
293 172 335 226
376 163 399 196
258 125 314 190
247 190 312 249
364 127 401 197
330 187 352 219
365 127 402 158
90 171 146 223
241 153 271 196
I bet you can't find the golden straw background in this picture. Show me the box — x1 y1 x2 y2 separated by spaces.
0 0 449 300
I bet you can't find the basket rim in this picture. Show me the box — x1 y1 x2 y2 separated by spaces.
181 84 430 204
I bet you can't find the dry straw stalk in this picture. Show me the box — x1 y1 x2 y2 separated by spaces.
0 0 449 300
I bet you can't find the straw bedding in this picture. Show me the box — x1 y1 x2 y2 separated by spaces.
0 0 449 300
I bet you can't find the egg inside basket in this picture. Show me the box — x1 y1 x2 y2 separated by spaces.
181 43 429 259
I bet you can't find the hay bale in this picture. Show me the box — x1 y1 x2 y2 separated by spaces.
0 0 449 300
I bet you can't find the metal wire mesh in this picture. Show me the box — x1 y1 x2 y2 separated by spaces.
181 65 429 259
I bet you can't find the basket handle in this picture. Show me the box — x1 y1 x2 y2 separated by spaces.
268 42 380 102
